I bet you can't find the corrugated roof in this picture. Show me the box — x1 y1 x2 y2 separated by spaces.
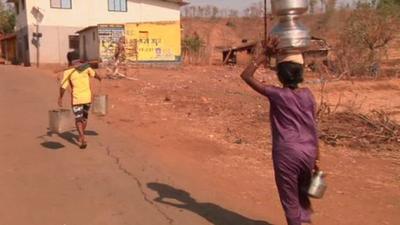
222 41 258 53
76 26 98 34
161 0 190 6
0 33 17 41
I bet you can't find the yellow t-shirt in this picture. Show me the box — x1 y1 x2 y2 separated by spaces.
61 67 96 105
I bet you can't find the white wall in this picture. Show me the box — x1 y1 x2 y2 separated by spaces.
25 0 181 27
16 0 182 64
128 0 181 23
27 25 82 64
79 27 100 61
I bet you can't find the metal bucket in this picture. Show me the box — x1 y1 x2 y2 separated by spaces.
48 109 73 133
92 94 108 116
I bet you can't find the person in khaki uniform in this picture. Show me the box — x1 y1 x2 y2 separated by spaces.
58 60 102 149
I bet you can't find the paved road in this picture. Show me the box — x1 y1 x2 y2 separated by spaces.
0 66 195 225
0 65 273 225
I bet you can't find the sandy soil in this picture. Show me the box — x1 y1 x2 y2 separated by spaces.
81 65 400 225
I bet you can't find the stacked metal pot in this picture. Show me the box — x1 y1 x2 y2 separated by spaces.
271 0 311 53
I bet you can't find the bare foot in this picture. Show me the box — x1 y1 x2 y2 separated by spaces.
80 141 87 149
78 137 87 149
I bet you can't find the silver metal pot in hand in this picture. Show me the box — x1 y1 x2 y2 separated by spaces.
271 0 309 16
271 16 310 52
308 170 327 199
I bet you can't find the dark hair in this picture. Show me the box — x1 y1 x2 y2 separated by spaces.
67 50 80 66
277 61 304 89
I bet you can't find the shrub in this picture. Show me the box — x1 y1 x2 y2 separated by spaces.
334 1 398 77
0 2 15 34
182 33 206 64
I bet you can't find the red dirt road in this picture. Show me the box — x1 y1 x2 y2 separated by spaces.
0 65 218 225
1 65 399 225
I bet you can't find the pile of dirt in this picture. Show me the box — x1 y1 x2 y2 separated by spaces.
182 18 245 65
319 110 400 151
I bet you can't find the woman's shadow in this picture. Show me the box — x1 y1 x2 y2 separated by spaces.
147 182 272 225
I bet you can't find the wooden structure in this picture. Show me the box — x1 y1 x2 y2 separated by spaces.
222 41 257 65
0 33 17 64
303 36 330 70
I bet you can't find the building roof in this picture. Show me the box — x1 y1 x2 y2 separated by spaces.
222 41 257 53
0 33 17 41
162 0 190 6
76 26 98 34
6 0 189 6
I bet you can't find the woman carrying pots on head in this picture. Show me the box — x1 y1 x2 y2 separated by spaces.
240 37 320 225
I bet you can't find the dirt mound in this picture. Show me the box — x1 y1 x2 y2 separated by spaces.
320 111 400 151
182 18 260 46
182 18 244 64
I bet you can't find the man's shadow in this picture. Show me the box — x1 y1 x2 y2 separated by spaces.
147 183 272 225
40 130 99 150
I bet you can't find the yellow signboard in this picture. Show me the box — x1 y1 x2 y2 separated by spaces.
98 24 125 62
125 21 181 62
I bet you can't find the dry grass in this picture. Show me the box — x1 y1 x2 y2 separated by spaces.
319 110 400 151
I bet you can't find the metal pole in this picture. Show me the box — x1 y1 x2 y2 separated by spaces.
264 0 268 42
36 24 40 67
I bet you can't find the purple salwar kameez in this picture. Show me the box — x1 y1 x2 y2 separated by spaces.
262 86 318 225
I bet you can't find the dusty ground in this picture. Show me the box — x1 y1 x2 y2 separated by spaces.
2 64 399 225
78 65 400 224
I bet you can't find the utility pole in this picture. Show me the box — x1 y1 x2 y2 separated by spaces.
264 0 268 43
32 23 42 68
35 24 40 67
31 7 43 68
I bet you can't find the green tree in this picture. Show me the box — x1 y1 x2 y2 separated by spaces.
377 0 400 18
378 0 400 6
0 1 16 34
336 1 398 76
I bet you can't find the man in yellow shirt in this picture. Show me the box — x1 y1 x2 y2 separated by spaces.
58 60 102 149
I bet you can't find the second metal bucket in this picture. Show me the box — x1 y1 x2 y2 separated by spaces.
92 94 108 116
49 109 73 133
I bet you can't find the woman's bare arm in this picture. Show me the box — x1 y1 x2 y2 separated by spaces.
240 54 269 96
241 37 279 96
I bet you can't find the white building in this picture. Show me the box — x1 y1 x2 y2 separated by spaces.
7 0 188 65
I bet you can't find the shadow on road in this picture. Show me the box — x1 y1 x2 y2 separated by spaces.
39 130 99 149
84 130 99 136
40 141 65 150
58 131 80 146
147 182 272 225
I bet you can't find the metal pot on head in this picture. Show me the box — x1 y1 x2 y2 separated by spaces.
271 15 311 52
271 0 309 16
